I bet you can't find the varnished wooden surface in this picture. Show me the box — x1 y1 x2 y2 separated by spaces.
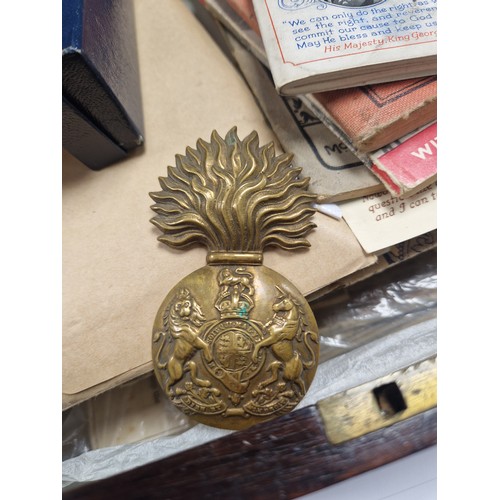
63 405 436 500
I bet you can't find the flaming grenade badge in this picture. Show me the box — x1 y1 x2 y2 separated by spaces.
150 129 319 430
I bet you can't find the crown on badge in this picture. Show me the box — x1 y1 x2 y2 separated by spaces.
214 267 255 319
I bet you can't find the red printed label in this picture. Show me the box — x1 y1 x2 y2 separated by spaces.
378 123 437 188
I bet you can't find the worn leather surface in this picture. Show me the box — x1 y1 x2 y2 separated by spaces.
62 0 144 165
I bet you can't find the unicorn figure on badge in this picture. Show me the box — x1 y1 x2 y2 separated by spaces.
252 289 318 396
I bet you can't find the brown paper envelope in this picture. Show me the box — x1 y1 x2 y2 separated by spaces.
62 0 375 409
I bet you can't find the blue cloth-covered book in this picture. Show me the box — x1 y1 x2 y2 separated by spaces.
62 0 144 169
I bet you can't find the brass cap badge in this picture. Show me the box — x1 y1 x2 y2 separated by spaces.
150 128 319 429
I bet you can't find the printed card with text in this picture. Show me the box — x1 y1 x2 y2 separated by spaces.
252 0 438 94
338 182 437 253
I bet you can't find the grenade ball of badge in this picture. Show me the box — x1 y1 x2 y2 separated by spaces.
149 128 320 430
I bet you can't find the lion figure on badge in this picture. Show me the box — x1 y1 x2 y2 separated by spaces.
153 288 213 395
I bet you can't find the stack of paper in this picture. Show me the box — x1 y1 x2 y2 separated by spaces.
203 0 437 254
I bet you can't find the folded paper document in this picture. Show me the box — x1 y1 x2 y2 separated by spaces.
62 0 375 409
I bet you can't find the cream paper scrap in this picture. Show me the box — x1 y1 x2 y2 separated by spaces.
338 183 437 254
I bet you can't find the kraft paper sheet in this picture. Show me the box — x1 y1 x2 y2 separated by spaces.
62 0 375 408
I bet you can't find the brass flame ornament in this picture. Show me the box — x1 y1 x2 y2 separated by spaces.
150 128 319 430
